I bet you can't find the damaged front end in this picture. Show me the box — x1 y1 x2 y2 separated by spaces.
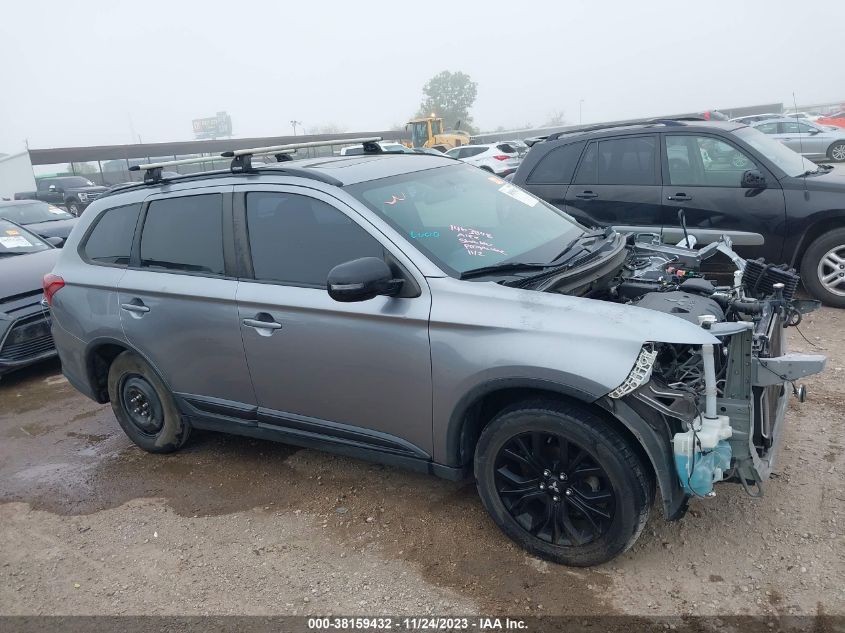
606 234 826 504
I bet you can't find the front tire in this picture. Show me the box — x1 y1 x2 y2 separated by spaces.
107 351 191 453
828 142 845 162
66 200 80 216
474 399 653 567
800 228 845 308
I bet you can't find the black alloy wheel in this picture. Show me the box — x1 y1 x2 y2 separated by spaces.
474 400 653 566
494 431 615 546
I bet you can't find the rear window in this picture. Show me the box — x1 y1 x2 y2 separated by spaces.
139 194 224 274
526 141 585 184
83 203 141 265
496 143 517 154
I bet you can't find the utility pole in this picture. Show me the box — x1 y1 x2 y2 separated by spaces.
579 99 584 125
290 120 302 136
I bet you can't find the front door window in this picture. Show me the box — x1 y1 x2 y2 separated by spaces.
665 135 757 187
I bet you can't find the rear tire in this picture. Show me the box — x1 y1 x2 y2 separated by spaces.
800 228 845 308
107 351 191 453
474 399 653 567
828 142 845 162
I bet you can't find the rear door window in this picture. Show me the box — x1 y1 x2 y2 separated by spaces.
139 194 224 274
526 141 586 184
756 122 779 134
83 203 141 266
597 136 658 185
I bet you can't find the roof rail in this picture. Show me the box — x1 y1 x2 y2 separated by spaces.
545 117 704 142
128 155 236 184
126 136 386 184
222 136 384 171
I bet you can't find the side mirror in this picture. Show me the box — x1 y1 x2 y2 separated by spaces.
807 128 820 135
741 169 767 189
45 236 65 247
327 257 403 303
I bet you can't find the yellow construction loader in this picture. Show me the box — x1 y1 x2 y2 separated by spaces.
405 116 471 152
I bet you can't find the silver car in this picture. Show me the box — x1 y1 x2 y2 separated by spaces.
753 117 845 161
46 142 825 566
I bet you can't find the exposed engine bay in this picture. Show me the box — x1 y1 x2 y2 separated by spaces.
574 232 826 504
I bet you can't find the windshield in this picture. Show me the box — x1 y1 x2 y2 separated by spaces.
0 220 50 255
732 126 817 177
409 122 429 148
58 176 96 187
347 164 586 276
0 201 73 224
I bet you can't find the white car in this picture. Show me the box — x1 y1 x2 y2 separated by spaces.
340 141 406 156
783 111 825 122
444 143 521 176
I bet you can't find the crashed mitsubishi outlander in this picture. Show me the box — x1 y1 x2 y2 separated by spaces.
45 140 827 566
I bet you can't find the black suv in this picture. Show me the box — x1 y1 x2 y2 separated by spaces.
512 119 845 307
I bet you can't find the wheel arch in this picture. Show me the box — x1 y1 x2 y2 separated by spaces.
444 379 686 520
85 337 167 404
827 140 845 159
789 211 845 268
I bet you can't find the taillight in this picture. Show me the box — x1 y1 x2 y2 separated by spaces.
42 274 65 306
493 155 511 161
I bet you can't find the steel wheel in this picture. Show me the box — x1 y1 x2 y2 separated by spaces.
120 375 164 435
494 431 615 546
830 143 845 162
817 245 845 297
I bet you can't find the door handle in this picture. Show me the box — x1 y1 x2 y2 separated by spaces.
120 302 150 314
667 193 692 201
242 314 282 332
574 191 598 199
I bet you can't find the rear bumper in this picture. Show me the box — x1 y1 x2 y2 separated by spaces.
0 301 56 376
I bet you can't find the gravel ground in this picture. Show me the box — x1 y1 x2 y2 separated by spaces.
0 308 843 619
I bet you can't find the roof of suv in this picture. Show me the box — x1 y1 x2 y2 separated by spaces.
542 119 745 144
100 153 456 201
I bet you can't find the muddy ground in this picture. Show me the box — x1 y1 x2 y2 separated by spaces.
0 307 843 620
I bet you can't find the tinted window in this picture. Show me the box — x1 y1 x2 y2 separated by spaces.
666 135 757 187
526 141 585 184
496 143 517 154
83 203 141 265
572 142 597 184
140 194 223 274
246 192 384 286
597 136 656 185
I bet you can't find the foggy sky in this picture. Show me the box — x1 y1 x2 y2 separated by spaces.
1 0 843 153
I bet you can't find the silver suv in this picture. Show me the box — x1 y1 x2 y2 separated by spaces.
46 138 825 566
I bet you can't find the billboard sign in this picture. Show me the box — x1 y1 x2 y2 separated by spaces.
192 111 233 139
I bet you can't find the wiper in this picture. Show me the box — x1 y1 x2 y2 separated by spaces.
0 251 26 257
547 228 614 264
460 261 555 280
